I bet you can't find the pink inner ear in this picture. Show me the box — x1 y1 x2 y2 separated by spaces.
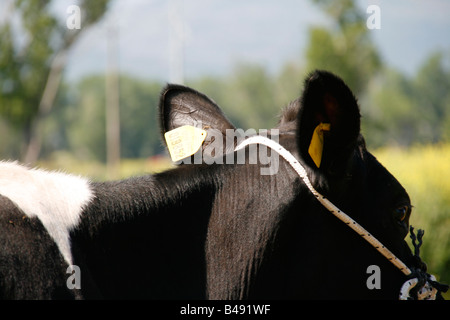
313 93 340 125
323 93 340 126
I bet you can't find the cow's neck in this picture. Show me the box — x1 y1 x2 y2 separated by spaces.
79 176 160 234
69 167 218 298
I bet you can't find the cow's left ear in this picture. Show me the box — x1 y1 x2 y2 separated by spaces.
297 70 361 175
159 84 236 160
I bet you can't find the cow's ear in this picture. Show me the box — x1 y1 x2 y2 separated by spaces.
159 84 236 160
297 70 361 175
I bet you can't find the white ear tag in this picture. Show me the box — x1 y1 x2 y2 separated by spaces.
164 125 207 162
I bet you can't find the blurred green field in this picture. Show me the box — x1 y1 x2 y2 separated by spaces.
374 143 450 297
37 151 174 181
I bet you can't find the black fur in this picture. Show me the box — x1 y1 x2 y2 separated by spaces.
0 195 79 299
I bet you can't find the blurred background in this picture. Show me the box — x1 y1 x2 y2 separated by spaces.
0 0 449 293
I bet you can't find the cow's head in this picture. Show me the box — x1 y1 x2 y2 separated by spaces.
158 70 445 299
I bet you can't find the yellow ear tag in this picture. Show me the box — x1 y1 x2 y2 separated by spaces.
164 125 207 162
308 123 331 168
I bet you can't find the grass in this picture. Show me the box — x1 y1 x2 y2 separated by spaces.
37 151 174 181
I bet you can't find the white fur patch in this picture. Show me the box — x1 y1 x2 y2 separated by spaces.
0 161 94 266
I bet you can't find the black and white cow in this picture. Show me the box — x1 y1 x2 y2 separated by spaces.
0 70 445 299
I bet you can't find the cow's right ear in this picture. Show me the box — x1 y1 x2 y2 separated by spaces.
296 70 361 176
159 84 236 161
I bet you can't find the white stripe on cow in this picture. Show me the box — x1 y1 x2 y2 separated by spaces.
0 161 94 266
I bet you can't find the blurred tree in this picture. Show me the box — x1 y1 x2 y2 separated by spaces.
227 63 278 129
363 70 419 147
118 76 164 159
306 0 381 96
189 61 305 132
63 75 164 162
274 61 305 112
189 63 280 130
0 0 111 163
39 81 73 157
66 75 106 162
363 51 450 147
413 51 450 144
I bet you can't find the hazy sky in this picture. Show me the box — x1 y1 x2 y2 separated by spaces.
3 0 450 83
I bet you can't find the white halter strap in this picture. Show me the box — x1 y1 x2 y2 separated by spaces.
235 135 440 300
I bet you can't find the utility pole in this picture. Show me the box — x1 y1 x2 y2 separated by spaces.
105 23 121 179
168 0 184 84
